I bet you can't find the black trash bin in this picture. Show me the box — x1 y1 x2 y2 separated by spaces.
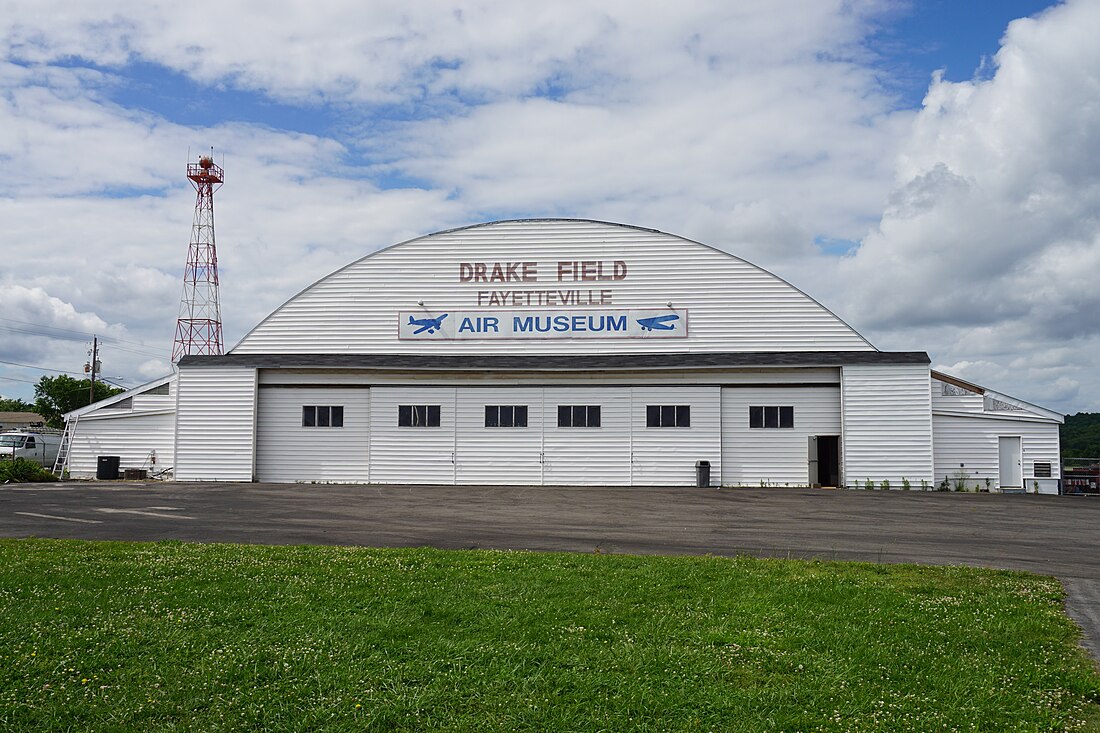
96 455 121 480
695 460 711 488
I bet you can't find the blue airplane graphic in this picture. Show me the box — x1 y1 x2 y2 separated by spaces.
408 313 448 334
637 314 679 331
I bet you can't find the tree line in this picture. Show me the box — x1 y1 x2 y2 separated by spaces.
1062 412 1100 460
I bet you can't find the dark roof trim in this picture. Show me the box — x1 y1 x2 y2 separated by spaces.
179 351 930 371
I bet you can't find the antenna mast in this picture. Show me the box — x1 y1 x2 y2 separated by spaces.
172 151 224 362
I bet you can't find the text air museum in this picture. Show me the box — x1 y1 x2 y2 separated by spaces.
62 219 1062 490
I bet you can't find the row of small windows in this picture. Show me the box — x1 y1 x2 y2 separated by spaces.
302 404 792 429
302 405 344 428
557 405 601 428
749 406 794 429
399 404 441 428
647 405 690 428
485 405 528 428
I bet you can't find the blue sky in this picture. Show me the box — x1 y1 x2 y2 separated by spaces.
2 0 1099 414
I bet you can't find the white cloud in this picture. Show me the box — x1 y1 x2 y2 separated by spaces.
0 0 1094 418
839 0 1100 411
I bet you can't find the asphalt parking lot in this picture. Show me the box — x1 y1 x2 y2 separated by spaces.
2 481 1098 661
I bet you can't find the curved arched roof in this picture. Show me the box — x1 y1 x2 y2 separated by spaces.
231 219 875 355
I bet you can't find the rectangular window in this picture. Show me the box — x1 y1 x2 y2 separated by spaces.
398 405 441 427
558 405 601 427
646 405 691 427
485 405 528 428
302 405 344 428
750 406 794 429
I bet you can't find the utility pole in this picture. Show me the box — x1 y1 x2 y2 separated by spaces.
87 336 99 404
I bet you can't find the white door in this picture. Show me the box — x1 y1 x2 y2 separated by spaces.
455 387 544 485
369 387 457 484
998 436 1022 489
630 387 721 486
543 387 631 485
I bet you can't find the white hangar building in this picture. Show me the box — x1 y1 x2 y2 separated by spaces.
62 219 1063 491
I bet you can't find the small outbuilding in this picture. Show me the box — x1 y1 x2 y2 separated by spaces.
0 411 46 432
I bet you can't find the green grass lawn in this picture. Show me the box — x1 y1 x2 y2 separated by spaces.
0 540 1097 732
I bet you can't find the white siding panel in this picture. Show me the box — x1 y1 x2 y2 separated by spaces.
233 220 873 355
369 387 456 484
67 412 175 478
543 387 631 485
455 388 544 485
631 387 721 486
175 367 257 481
842 365 933 486
932 414 1061 491
256 388 370 482
258 366 841 387
720 387 841 486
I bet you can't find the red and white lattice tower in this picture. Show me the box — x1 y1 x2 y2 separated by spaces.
172 153 224 363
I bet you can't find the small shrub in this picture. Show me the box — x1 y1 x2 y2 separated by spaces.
951 469 970 492
921 479 929 491
864 478 874 491
901 477 911 491
937 478 950 492
0 458 58 484
984 477 991 492
881 479 891 491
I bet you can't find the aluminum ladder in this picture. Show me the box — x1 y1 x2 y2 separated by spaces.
52 415 78 477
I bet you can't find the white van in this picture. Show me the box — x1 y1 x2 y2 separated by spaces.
0 431 62 469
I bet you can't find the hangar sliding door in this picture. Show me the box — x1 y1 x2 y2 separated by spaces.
630 387 721 486
720 385 842 486
542 387 632 485
256 386 370 483
369 387 457 484
455 388 545 484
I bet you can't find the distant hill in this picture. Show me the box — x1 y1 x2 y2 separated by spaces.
1061 412 1100 460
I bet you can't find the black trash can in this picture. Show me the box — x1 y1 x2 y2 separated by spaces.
96 455 121 480
695 460 711 488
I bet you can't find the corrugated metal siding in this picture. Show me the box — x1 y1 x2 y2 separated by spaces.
720 387 841 486
67 412 175 478
233 220 873 355
256 387 370 482
932 414 1061 490
631 387 721 486
455 387 544 485
842 365 933 486
175 367 257 481
369 387 457 484
543 387 631 485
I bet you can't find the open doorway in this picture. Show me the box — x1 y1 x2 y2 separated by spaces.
809 435 840 488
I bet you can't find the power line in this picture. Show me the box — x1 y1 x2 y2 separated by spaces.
0 325 166 360
0 375 39 385
0 317 163 348
0 318 169 357
0 358 85 376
